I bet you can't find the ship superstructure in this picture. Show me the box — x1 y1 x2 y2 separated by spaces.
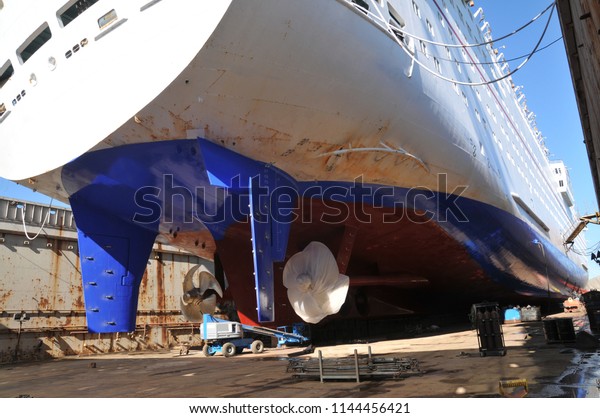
0 0 588 331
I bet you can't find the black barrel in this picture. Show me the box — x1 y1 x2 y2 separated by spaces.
471 302 506 356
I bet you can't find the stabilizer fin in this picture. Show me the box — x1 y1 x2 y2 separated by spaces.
70 200 157 333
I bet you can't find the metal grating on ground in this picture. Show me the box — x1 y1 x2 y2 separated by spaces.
287 346 422 382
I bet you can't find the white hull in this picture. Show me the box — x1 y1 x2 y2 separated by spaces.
0 0 588 328
1 1 581 251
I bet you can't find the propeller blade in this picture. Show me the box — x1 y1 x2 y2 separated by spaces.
180 264 223 322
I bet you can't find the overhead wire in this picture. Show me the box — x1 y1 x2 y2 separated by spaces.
434 36 563 66
394 1 556 49
567 227 600 256
355 0 590 264
389 2 556 86
571 239 600 256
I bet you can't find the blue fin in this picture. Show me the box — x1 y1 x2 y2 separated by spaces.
70 199 157 333
198 139 298 322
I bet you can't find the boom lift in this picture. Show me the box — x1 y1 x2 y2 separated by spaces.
200 314 309 357
564 212 600 247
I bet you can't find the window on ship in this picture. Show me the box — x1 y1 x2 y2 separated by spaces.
17 23 52 64
426 19 434 36
388 3 406 43
351 0 369 13
58 0 99 27
412 1 421 18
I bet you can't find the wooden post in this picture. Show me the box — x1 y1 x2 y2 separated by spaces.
354 349 360 383
318 350 324 383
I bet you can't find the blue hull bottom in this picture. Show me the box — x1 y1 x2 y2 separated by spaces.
61 139 586 331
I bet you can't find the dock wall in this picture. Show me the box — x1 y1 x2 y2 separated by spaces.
0 197 211 363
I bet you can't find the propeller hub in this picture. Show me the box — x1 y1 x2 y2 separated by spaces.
296 273 313 292
180 264 223 322
182 292 193 304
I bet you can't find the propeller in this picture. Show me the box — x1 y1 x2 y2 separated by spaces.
283 241 349 323
180 264 223 322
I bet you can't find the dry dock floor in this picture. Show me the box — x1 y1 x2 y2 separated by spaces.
1 314 599 398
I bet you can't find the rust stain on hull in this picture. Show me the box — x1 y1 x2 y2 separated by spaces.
156 253 166 312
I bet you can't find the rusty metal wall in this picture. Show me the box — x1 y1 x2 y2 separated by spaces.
0 197 212 363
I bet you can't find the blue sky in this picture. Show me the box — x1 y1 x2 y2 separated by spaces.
1 0 599 278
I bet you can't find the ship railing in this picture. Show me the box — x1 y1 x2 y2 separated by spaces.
0 197 76 232
473 14 547 160
344 0 384 23
345 0 549 165
514 90 547 155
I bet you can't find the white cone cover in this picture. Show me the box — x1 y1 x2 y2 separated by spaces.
283 241 350 323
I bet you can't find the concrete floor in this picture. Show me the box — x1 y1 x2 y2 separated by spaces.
1 314 599 398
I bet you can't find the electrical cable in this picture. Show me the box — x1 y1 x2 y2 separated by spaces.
569 237 600 256
395 1 556 49
433 36 563 66
20 197 54 240
350 0 587 264
390 3 556 87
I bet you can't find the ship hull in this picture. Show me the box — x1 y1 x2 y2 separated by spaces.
101 0 508 209
61 138 586 328
0 0 588 330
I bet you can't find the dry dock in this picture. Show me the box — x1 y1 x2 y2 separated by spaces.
1 313 598 398
1 198 599 398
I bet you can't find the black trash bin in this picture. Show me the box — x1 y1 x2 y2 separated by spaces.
471 302 506 356
581 291 600 333
542 318 576 343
